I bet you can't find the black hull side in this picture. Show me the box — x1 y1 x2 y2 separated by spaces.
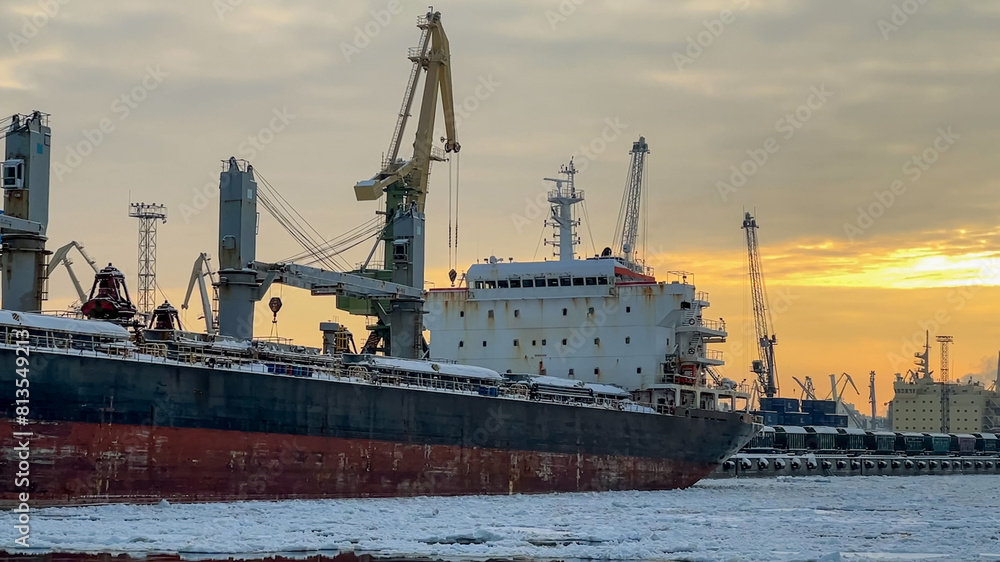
0 347 755 504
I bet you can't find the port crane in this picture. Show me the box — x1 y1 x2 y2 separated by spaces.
869 370 878 427
612 136 649 272
827 372 866 428
792 375 817 400
182 252 219 336
340 9 460 353
742 212 779 399
826 372 859 401
46 241 100 309
352 9 459 213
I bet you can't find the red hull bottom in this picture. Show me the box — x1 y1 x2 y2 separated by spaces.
1 420 715 506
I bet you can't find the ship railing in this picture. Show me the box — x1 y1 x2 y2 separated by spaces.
704 349 724 361
1 326 132 357
682 316 725 332
700 318 725 332
4 326 670 414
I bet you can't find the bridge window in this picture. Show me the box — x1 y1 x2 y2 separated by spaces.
572 277 584 286
498 280 509 288
510 279 521 288
547 278 559 287
559 277 571 286
585 277 597 286
522 279 534 288
474 281 483 289
597 276 609 285
485 280 496 289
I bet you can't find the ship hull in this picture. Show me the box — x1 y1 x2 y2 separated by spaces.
1 348 754 506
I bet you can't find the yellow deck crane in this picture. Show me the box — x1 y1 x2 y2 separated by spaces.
339 9 460 355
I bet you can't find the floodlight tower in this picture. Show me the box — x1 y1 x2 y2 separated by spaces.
129 202 167 315
937 335 954 382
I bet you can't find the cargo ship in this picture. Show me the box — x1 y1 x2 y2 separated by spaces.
0 11 755 507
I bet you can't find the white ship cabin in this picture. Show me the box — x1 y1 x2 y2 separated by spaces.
425 257 749 413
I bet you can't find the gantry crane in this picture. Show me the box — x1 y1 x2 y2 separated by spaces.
182 252 219 336
46 241 100 309
612 136 648 271
742 212 779 399
340 9 460 353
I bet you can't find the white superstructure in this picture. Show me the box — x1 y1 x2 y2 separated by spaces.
425 158 750 413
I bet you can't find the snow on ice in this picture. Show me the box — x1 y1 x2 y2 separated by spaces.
4 475 1000 561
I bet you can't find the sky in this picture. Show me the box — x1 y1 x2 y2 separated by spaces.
3 0 999 415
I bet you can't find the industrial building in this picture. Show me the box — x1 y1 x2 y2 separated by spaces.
890 334 1000 433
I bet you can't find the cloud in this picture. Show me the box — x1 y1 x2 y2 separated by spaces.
4 0 999 411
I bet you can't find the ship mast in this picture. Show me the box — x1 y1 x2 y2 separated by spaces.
543 160 583 261
742 211 779 399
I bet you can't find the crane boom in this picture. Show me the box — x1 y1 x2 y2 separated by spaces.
182 252 219 335
612 136 648 269
46 241 100 304
742 212 778 398
792 376 816 400
354 9 460 213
